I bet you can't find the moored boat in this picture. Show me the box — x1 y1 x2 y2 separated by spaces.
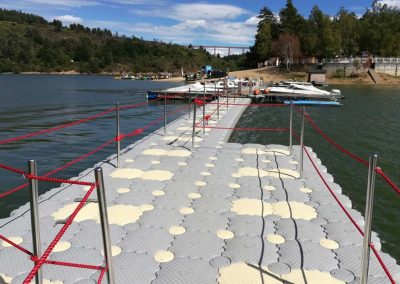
263 83 342 103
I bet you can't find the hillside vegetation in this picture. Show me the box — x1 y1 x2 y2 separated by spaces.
0 9 247 74
249 0 400 67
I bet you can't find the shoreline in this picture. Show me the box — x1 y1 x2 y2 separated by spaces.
2 68 400 85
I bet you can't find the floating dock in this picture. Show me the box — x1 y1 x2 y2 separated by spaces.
0 98 399 283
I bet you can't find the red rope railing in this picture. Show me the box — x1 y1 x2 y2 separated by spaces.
303 146 395 283
23 183 97 283
0 99 190 283
303 111 400 195
0 234 33 256
0 100 189 200
0 98 161 146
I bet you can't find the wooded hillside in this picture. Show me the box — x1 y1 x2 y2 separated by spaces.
0 9 247 73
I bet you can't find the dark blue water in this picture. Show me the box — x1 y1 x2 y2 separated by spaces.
0 75 185 217
230 84 400 262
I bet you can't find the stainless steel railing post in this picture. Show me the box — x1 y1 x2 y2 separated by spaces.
28 160 42 284
225 79 228 109
289 101 293 154
116 102 120 168
164 92 167 135
95 168 115 284
300 106 305 178
233 85 236 104
216 82 220 120
188 88 191 119
203 84 206 135
192 100 196 148
361 154 378 284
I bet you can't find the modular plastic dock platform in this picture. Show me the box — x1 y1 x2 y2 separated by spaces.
0 98 399 283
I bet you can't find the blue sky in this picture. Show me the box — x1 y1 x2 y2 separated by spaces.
0 0 397 50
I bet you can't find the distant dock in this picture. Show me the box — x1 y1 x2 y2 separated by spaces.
0 98 399 283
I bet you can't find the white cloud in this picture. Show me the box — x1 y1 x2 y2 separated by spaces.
1 0 150 9
26 0 100 7
124 2 255 45
133 3 248 21
171 3 247 20
244 15 260 26
125 18 256 45
374 0 400 8
0 0 257 46
54 14 82 24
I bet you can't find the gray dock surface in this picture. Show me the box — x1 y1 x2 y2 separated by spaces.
0 98 399 283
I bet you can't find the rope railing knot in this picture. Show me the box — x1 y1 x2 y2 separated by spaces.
194 98 204 106
114 133 125 142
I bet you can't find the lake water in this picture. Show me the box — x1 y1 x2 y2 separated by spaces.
0 75 399 262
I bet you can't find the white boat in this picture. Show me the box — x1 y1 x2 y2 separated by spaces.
147 80 237 100
265 83 341 102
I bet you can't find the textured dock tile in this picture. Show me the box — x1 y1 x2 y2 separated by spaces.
299 240 338 271
335 244 387 278
44 248 103 282
324 221 363 246
11 271 71 284
139 208 183 229
191 195 231 213
184 211 228 233
275 219 326 242
152 193 192 209
74 278 97 284
197 185 234 199
113 251 160 284
234 186 272 200
368 276 392 284
119 227 173 254
0 246 32 278
130 179 167 191
153 257 216 284
228 215 275 237
222 235 278 265
222 143 243 150
203 175 237 187
278 238 339 272
270 188 310 203
114 189 155 206
235 176 263 188
330 268 355 282
150 162 182 172
162 181 195 194
317 204 355 223
67 221 124 250
170 230 223 260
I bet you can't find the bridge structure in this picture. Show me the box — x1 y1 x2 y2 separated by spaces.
190 45 251 56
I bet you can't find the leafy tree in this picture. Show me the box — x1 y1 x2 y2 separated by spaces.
335 8 359 57
272 33 301 71
253 22 272 61
279 0 306 34
308 5 340 58
257 6 280 39
52 19 62 32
